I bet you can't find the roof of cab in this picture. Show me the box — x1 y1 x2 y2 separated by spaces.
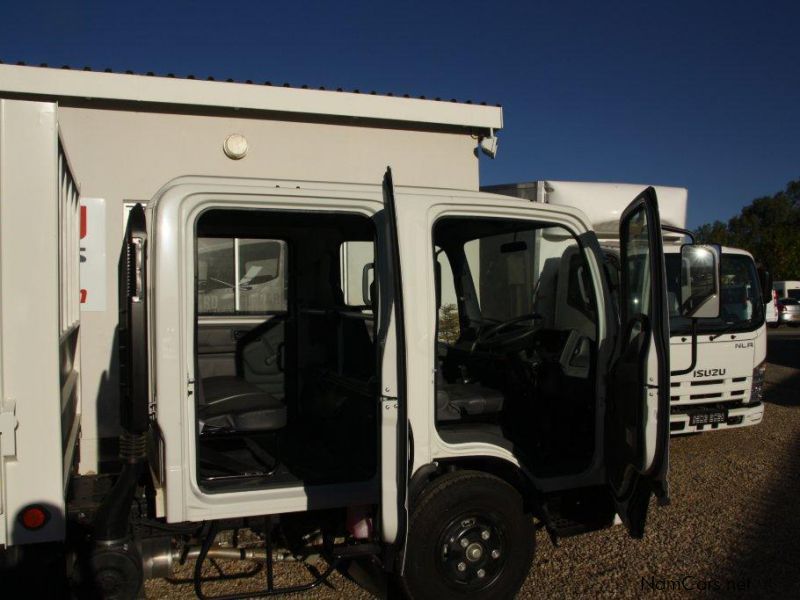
0 62 503 132
148 175 595 233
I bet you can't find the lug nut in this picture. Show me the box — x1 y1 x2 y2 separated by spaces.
460 538 469 548
477 568 486 578
481 530 490 540
491 549 500 559
457 562 467 572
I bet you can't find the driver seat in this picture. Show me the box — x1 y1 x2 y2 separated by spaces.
436 371 504 422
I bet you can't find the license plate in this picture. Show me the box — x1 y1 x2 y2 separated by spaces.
690 410 728 426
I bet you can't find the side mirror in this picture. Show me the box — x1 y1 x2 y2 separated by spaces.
757 267 772 304
679 244 721 319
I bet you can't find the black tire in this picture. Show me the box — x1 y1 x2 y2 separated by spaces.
399 470 535 600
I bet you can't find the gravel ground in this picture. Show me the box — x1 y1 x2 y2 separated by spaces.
147 332 800 599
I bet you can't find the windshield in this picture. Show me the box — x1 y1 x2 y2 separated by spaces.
788 289 800 300
666 253 764 334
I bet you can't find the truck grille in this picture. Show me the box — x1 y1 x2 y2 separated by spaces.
670 376 751 408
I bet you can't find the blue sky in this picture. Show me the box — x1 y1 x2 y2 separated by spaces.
1 1 797 227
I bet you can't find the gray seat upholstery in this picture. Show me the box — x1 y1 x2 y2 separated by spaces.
199 376 287 432
436 381 505 422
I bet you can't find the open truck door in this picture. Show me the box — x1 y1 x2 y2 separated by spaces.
118 203 150 437
377 168 409 555
606 187 671 538
91 203 151 596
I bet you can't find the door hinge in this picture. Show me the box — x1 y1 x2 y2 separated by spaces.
381 396 399 410
0 399 18 457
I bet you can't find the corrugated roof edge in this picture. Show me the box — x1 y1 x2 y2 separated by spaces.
0 62 503 131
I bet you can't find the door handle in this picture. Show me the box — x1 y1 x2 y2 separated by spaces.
276 342 285 372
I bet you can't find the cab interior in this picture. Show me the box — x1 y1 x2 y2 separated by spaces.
432 217 601 477
193 209 378 492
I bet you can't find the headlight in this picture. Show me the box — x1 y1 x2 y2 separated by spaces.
750 361 766 404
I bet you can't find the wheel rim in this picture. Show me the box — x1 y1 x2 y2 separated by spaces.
436 513 506 591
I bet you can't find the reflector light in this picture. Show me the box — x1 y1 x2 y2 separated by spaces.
20 505 49 530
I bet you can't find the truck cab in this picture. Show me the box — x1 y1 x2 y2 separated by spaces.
81 171 719 599
664 246 766 433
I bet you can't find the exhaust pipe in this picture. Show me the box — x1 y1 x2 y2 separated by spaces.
137 537 305 582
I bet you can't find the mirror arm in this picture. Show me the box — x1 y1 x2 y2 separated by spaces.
670 318 698 376
661 224 694 243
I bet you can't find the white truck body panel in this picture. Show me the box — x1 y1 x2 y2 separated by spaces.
0 100 81 547
482 180 688 239
538 180 688 239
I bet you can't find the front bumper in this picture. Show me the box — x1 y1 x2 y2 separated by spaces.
670 402 764 435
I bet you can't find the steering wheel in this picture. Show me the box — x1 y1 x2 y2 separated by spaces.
472 313 543 352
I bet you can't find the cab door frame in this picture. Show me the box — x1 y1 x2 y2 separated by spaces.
376 168 409 554
149 177 385 523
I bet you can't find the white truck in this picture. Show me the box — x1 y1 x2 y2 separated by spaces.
0 69 722 599
483 181 769 435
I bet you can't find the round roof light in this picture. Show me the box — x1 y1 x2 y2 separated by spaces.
223 134 248 160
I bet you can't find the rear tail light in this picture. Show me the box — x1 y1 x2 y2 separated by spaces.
750 361 766 404
18 505 50 530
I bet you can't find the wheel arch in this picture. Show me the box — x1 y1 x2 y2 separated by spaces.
410 457 541 515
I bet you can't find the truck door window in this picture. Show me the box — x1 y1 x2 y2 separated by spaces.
197 238 287 315
436 249 460 343
623 210 652 318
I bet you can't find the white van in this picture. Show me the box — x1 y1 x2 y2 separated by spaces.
765 289 779 328
774 281 800 300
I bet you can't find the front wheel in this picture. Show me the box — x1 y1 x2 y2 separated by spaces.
399 470 535 600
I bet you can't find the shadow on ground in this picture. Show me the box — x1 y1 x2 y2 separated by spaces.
716 380 800 597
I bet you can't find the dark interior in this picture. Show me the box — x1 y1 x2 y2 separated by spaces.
194 209 378 492
433 217 599 476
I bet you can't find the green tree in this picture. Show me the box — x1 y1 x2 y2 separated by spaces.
438 303 460 344
694 220 730 246
695 179 800 280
